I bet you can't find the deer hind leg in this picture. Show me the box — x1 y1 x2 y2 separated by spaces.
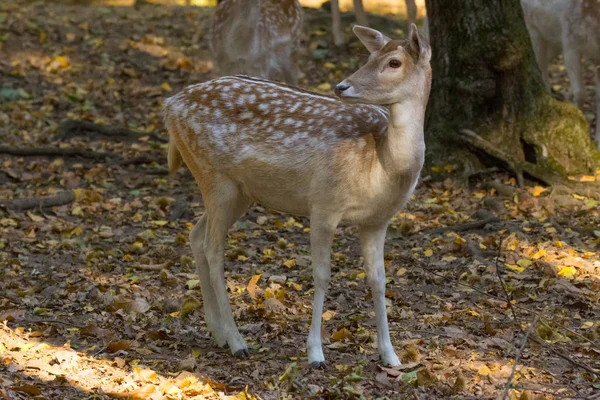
562 33 585 108
529 32 556 89
203 179 252 357
306 211 341 368
595 66 600 149
190 214 227 347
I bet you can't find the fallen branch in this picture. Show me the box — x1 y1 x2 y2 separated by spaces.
420 216 499 235
131 261 173 271
0 145 116 160
0 191 75 211
12 318 84 328
58 119 167 143
503 316 539 400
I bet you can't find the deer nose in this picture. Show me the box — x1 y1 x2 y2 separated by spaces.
335 83 351 96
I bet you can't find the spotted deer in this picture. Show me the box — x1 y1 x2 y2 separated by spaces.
331 0 424 47
521 0 600 147
164 25 431 367
211 0 303 85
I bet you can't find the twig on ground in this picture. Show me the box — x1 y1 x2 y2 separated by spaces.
131 261 173 271
12 318 84 328
494 236 519 323
0 145 116 160
419 216 499 235
503 316 539 400
0 191 75 211
58 119 167 143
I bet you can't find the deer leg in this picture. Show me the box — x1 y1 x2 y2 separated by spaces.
595 66 600 149
359 224 400 367
529 32 554 89
562 34 585 108
203 180 252 357
307 212 340 368
331 0 344 47
353 0 368 27
190 215 227 347
405 0 417 26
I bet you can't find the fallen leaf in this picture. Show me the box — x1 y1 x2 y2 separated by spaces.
247 274 261 299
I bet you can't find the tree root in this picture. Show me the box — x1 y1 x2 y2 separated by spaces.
58 119 167 143
458 129 568 186
0 191 75 211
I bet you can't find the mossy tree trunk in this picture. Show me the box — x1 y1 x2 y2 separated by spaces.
424 0 599 185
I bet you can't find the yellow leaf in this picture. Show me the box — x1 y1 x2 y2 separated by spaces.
397 267 407 276
331 328 352 342
505 263 525 273
71 206 83 216
558 266 576 278
581 321 594 330
529 186 546 197
317 82 331 91
237 255 248 261
477 365 491 376
283 259 296 268
579 175 595 182
322 310 336 321
150 220 169 226
192 348 200 358
555 240 564 248
27 211 44 222
324 62 336 69
531 249 546 259
424 249 433 257
161 81 172 92
572 194 585 200
247 274 261 299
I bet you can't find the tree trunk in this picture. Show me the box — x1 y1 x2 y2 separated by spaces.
425 0 599 185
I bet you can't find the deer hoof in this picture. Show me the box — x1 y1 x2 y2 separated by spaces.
233 348 249 358
309 361 327 369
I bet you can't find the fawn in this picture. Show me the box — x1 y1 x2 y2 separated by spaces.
211 0 303 85
164 24 431 367
331 0 423 47
521 0 600 147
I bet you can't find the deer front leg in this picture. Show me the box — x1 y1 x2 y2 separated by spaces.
562 35 585 108
595 66 600 149
359 224 400 367
307 213 340 368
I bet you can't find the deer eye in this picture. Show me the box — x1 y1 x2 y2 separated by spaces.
388 59 401 68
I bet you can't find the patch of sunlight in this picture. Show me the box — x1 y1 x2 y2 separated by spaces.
0 323 256 399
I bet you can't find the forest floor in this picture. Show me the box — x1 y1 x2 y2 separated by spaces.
1 1 599 399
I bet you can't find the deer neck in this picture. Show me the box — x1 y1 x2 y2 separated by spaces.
377 99 426 177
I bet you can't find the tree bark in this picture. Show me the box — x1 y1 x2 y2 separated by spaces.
425 0 599 185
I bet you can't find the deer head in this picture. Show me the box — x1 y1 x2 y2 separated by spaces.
335 24 431 105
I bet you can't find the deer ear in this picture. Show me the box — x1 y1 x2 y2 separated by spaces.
352 25 391 53
409 23 430 62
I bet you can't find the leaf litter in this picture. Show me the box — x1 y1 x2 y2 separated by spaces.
1 1 599 399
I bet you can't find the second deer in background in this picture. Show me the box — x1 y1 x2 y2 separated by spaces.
211 0 303 85
331 0 421 47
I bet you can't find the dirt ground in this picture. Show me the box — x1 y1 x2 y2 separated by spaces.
1 2 599 399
